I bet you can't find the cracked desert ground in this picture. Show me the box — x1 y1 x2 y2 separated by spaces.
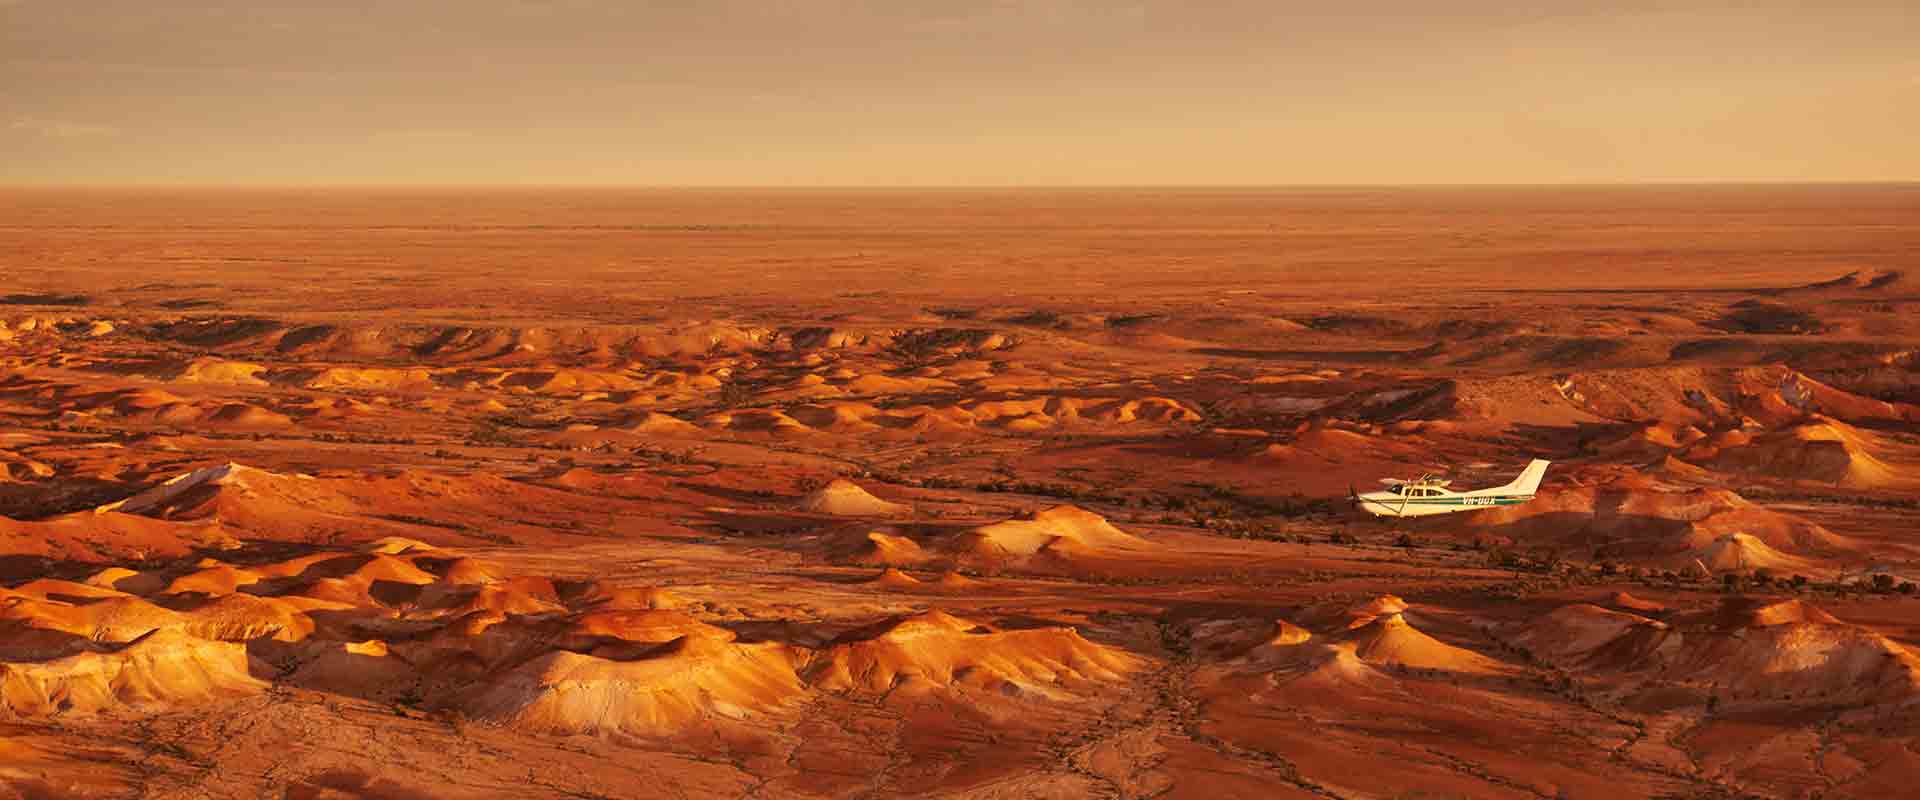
2 185 1919 800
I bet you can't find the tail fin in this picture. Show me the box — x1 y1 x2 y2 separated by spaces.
1491 459 1550 496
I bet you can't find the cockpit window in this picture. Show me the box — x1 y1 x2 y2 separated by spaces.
1389 485 1404 495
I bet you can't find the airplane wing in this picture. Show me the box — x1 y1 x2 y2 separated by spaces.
1381 477 1451 487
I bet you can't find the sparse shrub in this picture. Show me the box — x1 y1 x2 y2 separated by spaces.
1395 533 1416 549
1485 545 1513 568
713 380 755 408
434 709 472 737
1872 574 1897 593
1899 582 1917 596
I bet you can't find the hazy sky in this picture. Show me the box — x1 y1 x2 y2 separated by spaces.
3 1 1916 185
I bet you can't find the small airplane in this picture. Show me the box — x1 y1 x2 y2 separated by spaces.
1351 459 1550 518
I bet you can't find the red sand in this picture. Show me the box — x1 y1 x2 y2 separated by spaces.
0 186 1917 798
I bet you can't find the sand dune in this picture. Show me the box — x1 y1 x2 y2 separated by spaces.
806 610 1139 696
695 393 1202 437
97 463 316 518
4 188 1919 796
1345 611 1506 675
1690 417 1915 488
0 453 55 483
1464 478 1848 571
460 637 808 737
866 567 924 589
824 529 931 566
0 534 1137 756
174 357 271 386
1516 597 1920 706
0 628 264 715
1786 269 1906 293
957 505 1153 560
798 479 910 517
1696 532 1819 574
1230 596 1509 683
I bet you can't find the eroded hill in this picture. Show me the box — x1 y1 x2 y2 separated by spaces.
2 187 1919 798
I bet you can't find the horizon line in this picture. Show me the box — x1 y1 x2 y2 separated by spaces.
3 180 1918 192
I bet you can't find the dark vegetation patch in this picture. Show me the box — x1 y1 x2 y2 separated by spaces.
887 328 1009 362
0 293 90 307
156 298 220 310
145 317 286 347
1429 318 1523 340
1302 314 1411 337
1005 309 1065 327
1711 301 1825 335
1105 313 1166 328
276 324 339 351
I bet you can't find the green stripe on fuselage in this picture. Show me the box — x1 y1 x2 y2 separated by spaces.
1377 496 1531 506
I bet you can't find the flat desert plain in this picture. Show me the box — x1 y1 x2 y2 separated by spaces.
1 185 1919 799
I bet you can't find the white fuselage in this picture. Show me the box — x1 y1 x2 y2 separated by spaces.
1353 459 1550 518
1353 484 1533 517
